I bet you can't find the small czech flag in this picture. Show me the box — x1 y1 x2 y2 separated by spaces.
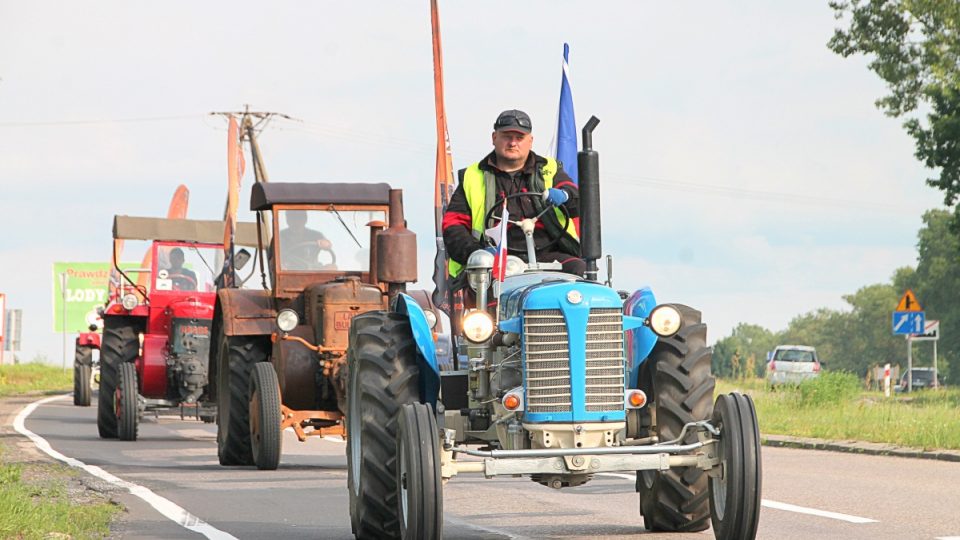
490 201 509 282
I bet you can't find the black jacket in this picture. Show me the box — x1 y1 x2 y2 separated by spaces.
442 151 579 264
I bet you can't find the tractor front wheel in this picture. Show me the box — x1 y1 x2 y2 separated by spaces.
638 304 714 532
397 402 443 540
217 334 266 466
98 317 141 439
709 392 762 540
346 311 420 539
249 362 282 471
116 362 139 441
73 346 93 407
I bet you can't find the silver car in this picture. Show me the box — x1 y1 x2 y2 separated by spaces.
766 345 821 387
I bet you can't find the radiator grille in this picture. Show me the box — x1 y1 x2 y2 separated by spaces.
523 307 625 413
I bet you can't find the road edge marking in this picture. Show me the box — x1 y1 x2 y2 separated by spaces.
13 393 238 540
760 499 877 524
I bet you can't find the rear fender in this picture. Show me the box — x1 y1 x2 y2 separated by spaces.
394 293 441 406
624 287 659 388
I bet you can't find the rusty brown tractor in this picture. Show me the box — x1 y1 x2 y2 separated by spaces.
210 182 442 470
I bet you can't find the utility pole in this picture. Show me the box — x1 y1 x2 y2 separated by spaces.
209 105 294 185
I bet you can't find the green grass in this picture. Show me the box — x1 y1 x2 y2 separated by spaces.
718 373 960 451
0 363 72 397
0 451 118 539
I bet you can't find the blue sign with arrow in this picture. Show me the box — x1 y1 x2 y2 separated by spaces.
892 311 925 335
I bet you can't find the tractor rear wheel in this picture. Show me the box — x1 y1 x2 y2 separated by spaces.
346 311 420 539
98 317 141 439
638 304 714 532
217 335 266 466
709 392 762 540
116 362 139 441
74 346 93 407
397 402 442 540
249 362 282 471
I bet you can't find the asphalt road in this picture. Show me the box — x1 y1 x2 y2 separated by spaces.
19 394 960 540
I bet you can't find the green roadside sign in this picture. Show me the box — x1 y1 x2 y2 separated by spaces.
52 262 135 333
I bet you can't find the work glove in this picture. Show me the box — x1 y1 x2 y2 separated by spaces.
542 188 569 206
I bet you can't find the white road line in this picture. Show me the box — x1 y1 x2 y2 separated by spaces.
596 472 636 481
598 472 877 524
760 499 876 524
14 394 237 540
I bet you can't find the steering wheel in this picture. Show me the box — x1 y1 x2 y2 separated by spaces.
168 273 197 291
288 241 337 270
482 192 571 255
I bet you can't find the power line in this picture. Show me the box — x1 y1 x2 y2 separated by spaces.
0 114 205 127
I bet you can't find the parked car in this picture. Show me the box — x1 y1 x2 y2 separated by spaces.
895 367 944 392
766 345 821 387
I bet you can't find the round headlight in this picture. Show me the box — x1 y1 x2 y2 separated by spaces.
461 310 495 343
121 293 138 311
424 309 438 330
276 309 300 333
504 255 527 277
648 305 682 337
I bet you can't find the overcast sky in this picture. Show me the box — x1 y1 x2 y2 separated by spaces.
0 2 945 364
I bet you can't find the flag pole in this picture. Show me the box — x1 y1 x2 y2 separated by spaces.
430 0 459 337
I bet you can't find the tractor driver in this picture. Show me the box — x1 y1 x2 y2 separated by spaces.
166 248 198 290
280 210 333 270
442 109 584 288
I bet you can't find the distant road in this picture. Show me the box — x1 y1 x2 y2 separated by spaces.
18 394 960 539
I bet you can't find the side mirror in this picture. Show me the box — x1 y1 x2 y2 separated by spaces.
765 351 773 362
235 248 252 271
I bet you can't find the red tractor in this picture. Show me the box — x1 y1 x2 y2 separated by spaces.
73 324 101 407
97 216 262 441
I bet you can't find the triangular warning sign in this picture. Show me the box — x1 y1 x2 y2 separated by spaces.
896 289 922 312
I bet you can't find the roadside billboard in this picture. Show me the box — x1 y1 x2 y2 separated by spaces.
52 262 134 332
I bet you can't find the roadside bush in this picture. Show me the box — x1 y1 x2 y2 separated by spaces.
798 371 860 407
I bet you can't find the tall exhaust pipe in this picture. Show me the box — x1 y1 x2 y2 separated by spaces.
578 116 601 281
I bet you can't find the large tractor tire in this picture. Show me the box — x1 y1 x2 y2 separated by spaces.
397 402 443 540
638 304 715 532
217 335 266 466
249 362 282 471
116 362 139 441
709 393 762 540
346 311 420 539
74 346 93 407
98 318 141 439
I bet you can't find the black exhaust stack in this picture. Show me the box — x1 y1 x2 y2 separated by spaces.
578 116 601 281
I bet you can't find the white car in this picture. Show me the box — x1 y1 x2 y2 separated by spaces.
766 345 821 387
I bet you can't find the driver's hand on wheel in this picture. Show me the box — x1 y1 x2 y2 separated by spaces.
542 188 569 205
318 239 332 250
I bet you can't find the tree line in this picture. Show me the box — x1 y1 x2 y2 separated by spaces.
713 209 958 384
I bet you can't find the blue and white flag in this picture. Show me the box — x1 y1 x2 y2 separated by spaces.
552 43 578 184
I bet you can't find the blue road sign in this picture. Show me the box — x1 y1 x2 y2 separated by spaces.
892 311 925 335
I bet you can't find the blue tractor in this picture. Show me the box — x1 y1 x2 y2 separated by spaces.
345 117 761 540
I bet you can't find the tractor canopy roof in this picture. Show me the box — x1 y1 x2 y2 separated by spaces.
250 182 392 211
112 216 263 246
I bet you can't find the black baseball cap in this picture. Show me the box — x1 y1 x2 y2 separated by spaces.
494 109 532 134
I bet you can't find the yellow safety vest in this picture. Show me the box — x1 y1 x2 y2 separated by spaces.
449 157 579 277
